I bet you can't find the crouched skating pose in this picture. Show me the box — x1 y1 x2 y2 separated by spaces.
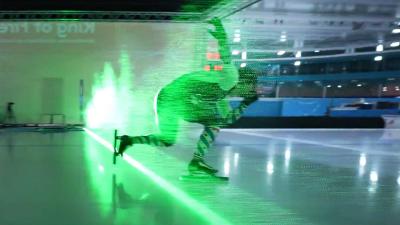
117 18 258 177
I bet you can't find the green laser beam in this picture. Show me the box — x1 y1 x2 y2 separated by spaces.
83 128 231 225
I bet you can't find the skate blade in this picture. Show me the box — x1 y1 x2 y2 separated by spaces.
113 130 118 165
113 129 123 164
179 174 229 182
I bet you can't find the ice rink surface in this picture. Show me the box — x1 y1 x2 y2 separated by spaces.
1 127 400 225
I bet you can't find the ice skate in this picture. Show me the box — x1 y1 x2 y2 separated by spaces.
117 135 133 156
188 158 219 174
180 159 228 181
113 130 133 164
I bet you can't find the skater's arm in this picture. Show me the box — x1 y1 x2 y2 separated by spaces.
228 71 259 107
189 19 238 90
208 18 239 90
208 18 231 64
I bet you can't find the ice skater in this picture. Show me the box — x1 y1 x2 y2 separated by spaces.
116 18 258 177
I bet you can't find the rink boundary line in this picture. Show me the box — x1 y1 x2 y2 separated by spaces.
222 128 400 132
83 128 231 225
223 129 400 157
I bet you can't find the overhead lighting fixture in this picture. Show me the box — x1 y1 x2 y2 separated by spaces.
295 51 302 58
280 38 287 42
359 153 367 167
392 28 400 34
233 37 241 42
280 31 287 39
294 60 301 66
357 84 363 87
326 85 332 88
266 161 274 175
374 55 383 61
241 51 247 60
240 63 246 67
234 33 241 38
337 85 342 88
232 50 240 55
383 86 387 92
395 86 399 91
369 171 378 183
314 50 320 53
390 42 400 47
277 50 286 55
376 44 383 52
284 148 291 161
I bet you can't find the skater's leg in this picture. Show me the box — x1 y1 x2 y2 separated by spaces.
194 126 220 159
117 98 180 154
188 101 226 174
193 99 247 158
188 125 220 174
223 101 249 125
188 99 253 174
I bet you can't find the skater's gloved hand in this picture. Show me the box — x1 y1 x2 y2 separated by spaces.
208 17 223 30
207 17 227 41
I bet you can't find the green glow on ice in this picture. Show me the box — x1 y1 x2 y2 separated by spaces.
83 128 232 225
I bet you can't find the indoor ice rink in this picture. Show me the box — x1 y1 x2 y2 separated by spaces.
1 1 400 225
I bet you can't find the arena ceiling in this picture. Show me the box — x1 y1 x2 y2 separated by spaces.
0 0 222 12
1 0 400 63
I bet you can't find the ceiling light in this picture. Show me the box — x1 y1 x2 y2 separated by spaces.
240 63 246 67
232 50 240 55
374 56 383 61
314 50 320 53
390 42 400 47
241 51 247 60
376 44 383 52
327 85 331 88
370 171 378 183
337 85 342 88
233 37 241 42
392 29 400 34
295 51 301 58
357 84 362 87
234 33 241 38
294 61 301 66
277 50 286 55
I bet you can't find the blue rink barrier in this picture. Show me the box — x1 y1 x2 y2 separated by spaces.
329 109 400 117
229 98 400 117
230 99 282 116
